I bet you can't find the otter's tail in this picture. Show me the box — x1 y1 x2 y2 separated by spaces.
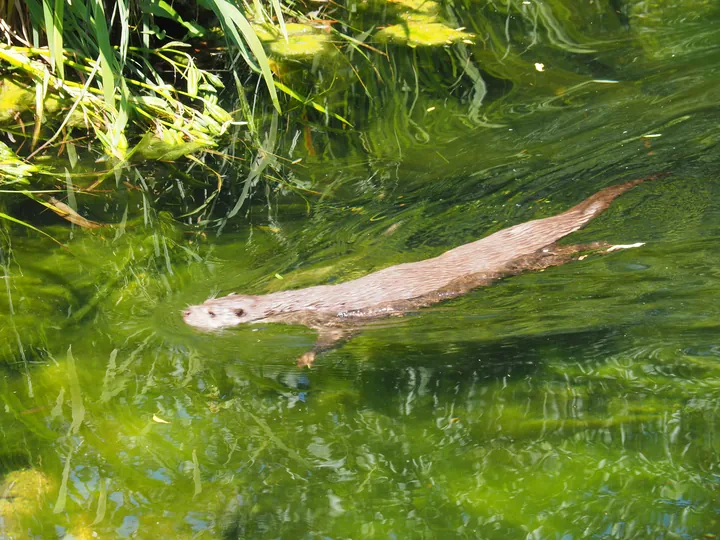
566 172 669 222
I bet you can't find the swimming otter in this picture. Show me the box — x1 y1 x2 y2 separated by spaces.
184 175 664 365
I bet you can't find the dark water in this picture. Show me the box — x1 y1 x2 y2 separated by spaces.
2 1 720 538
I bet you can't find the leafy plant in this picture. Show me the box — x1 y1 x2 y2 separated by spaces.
0 0 284 161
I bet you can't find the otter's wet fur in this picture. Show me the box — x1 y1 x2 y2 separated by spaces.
183 175 665 365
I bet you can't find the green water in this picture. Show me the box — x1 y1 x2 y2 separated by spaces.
3 2 720 538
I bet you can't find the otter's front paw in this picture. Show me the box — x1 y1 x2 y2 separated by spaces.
297 351 316 368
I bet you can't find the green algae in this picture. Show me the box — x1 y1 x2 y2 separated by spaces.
627 0 719 59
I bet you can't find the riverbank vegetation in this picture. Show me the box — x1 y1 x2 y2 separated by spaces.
2 0 689 234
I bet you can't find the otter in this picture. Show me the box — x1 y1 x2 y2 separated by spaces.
184 175 665 366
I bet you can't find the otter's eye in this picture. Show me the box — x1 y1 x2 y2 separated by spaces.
208 311 216 318
233 309 245 318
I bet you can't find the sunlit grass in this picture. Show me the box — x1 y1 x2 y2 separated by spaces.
0 0 291 232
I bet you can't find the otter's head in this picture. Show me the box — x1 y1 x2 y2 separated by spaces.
182 294 267 331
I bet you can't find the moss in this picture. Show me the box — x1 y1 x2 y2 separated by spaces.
0 78 35 123
254 22 319 40
375 22 475 47
255 22 324 42
43 97 91 128
399 12 442 24
131 131 214 162
387 0 441 15
252 23 276 42
269 32 335 60
253 22 339 61
284 23 320 36
0 78 89 128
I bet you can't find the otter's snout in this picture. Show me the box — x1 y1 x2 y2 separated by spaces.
182 305 210 329
182 302 246 330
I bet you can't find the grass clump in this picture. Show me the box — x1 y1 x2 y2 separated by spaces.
0 0 294 233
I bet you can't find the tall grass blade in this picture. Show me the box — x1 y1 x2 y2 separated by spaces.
90 0 117 113
139 0 207 37
270 0 287 42
209 0 281 112
226 111 278 220
117 0 130 65
31 73 49 149
275 81 352 126
113 79 130 154
251 0 264 22
41 0 64 78
52 0 64 78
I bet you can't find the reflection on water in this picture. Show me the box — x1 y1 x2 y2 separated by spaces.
2 2 720 538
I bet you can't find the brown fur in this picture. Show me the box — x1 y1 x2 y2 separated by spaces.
183 175 665 365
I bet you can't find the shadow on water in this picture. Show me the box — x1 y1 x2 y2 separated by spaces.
338 328 617 413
